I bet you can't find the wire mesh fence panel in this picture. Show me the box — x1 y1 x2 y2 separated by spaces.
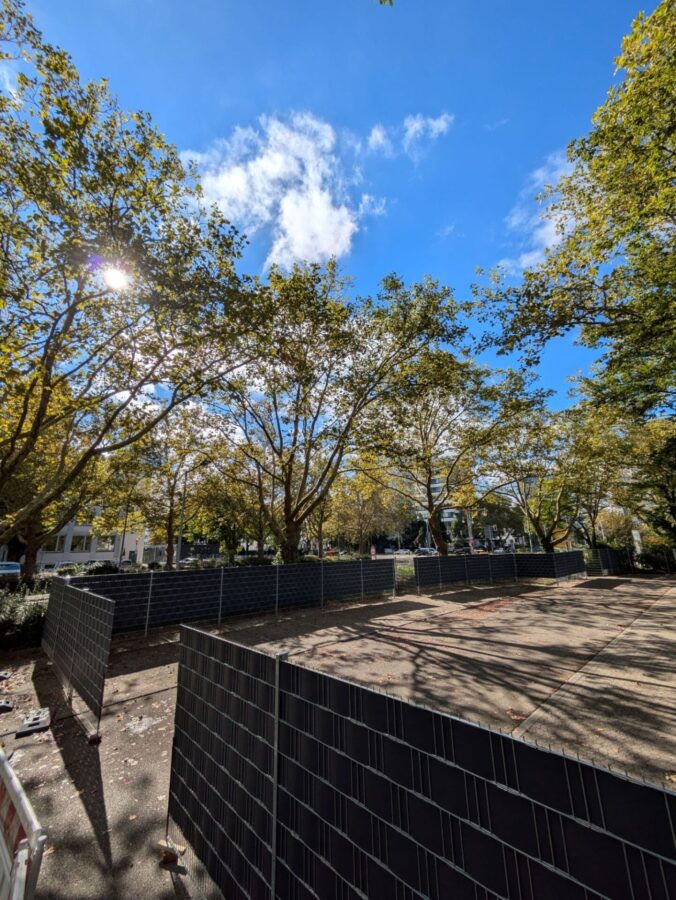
41 579 114 736
438 555 468 584
488 553 518 580
166 628 676 900
466 553 491 582
148 569 223 628
277 563 321 612
220 565 278 618
167 626 276 900
41 575 66 659
414 556 442 589
321 561 365 603
552 550 586 579
362 559 397 598
514 553 558 579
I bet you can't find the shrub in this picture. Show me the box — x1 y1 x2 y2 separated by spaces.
85 560 120 575
0 590 46 648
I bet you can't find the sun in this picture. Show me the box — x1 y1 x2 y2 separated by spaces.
102 267 130 291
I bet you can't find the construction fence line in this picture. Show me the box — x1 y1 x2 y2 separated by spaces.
166 626 676 900
42 552 585 739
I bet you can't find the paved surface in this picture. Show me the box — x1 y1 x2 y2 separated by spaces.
0 576 673 899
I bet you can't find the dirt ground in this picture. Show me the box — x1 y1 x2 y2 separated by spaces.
0 575 674 900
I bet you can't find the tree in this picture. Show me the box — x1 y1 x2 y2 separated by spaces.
218 263 461 562
475 2 675 415
615 418 676 543
190 463 267 564
0 0 260 545
489 408 581 553
325 467 410 554
566 405 626 549
359 351 535 555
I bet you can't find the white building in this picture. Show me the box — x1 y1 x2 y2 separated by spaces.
33 522 144 569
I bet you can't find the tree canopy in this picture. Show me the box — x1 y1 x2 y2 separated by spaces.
475 1 675 416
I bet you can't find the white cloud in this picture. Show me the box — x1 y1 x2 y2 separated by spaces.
402 112 454 160
358 193 387 217
483 117 509 132
499 150 572 272
365 112 454 161
367 124 394 156
0 61 17 96
184 113 374 269
184 109 452 268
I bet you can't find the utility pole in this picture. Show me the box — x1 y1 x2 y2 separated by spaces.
176 471 188 565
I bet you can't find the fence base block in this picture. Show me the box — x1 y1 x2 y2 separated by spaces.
16 707 52 738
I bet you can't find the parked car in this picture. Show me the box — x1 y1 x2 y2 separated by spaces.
118 559 133 569
414 548 439 556
394 549 412 556
0 561 22 585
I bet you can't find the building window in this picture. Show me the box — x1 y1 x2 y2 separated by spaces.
43 534 66 552
96 535 115 552
70 534 92 553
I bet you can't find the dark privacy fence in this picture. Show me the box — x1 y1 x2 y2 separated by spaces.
67 559 397 634
64 551 585 636
414 550 585 589
41 577 114 737
168 626 676 900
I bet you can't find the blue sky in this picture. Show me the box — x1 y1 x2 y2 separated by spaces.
31 0 656 404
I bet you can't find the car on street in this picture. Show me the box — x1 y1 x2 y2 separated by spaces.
0 561 22 585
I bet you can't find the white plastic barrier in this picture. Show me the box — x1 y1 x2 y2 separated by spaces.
0 749 45 900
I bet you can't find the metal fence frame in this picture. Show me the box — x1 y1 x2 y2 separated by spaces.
167 626 676 900
41 578 114 739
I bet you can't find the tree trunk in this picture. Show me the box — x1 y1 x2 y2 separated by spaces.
257 508 266 561
166 502 175 570
5 535 23 562
317 519 324 559
22 538 40 584
541 536 555 553
281 521 301 563
429 511 448 556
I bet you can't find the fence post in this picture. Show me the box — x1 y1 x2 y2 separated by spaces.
144 570 154 637
464 554 470 586
360 558 364 603
275 563 280 617
663 549 671 575
487 553 493 584
218 566 224 625
392 558 397 599
415 557 420 595
437 554 442 592
320 560 325 610
270 650 289 900
512 552 518 583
